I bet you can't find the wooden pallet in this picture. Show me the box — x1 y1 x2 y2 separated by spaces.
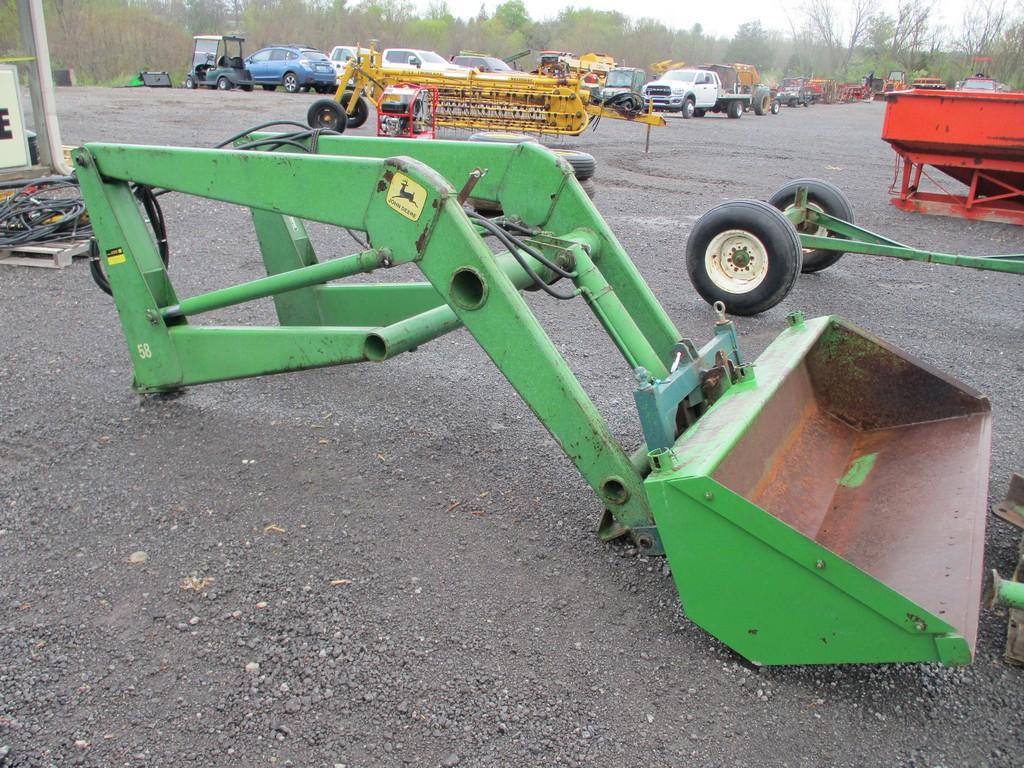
0 239 90 269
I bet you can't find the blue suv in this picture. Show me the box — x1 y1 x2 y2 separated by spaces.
244 45 337 93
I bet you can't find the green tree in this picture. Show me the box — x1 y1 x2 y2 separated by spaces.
726 21 773 67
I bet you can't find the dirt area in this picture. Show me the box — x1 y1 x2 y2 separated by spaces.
1 86 1022 767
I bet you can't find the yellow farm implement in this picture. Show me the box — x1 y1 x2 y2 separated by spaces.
307 48 664 137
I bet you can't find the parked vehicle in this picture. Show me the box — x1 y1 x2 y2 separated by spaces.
451 54 513 72
245 45 336 93
184 35 254 91
777 77 814 107
643 68 752 118
381 49 465 73
911 76 945 90
959 75 999 91
536 51 614 84
328 45 370 82
588 67 647 112
872 70 906 100
698 63 776 114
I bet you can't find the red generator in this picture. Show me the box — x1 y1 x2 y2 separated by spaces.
376 83 438 139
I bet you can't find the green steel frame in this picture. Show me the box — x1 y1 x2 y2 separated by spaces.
74 136 993 666
784 188 1024 274
74 138 681 555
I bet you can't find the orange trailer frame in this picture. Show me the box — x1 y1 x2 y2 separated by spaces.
882 89 1024 225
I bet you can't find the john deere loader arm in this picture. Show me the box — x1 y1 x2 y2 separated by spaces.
75 136 991 666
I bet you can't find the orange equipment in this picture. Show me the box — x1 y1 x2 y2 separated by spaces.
882 89 1024 225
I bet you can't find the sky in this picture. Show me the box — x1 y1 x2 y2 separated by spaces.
420 0 969 39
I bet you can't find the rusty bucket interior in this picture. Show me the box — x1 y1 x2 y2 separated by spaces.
650 315 992 665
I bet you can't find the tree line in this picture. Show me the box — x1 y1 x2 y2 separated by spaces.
0 0 1021 88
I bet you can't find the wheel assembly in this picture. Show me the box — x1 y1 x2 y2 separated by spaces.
768 178 853 273
686 199 802 315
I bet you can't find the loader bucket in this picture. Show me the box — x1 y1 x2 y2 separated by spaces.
645 315 991 665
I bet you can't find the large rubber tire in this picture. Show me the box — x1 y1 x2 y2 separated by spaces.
553 149 597 181
681 98 695 119
579 177 597 200
282 72 300 93
467 132 538 143
341 93 370 129
307 99 348 133
184 75 196 89
767 178 853 273
753 92 770 116
686 200 803 316
693 108 706 118
727 99 743 119
261 84 277 92
240 84 253 92
217 76 232 91
466 133 595 181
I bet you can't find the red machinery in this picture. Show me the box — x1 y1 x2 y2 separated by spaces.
882 89 1024 225
376 83 438 139
837 82 869 102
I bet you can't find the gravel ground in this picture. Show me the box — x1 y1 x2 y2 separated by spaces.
1 86 1022 767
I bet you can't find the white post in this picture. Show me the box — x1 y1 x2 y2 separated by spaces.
16 0 70 175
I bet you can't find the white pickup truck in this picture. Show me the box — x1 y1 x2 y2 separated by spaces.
328 45 369 83
643 68 755 118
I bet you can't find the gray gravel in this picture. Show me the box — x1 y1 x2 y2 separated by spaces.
1 86 1022 767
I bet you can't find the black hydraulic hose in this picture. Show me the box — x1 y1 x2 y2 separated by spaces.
214 120 310 148
233 137 314 153
0 179 91 247
469 213 575 300
493 217 537 236
89 185 168 296
467 210 575 280
0 174 75 190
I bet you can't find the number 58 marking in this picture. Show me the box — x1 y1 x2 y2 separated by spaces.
137 343 153 359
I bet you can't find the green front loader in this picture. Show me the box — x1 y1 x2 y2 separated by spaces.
74 133 991 666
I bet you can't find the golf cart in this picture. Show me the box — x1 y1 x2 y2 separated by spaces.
185 35 254 91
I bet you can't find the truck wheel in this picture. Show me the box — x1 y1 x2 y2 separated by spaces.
686 200 802 316
681 98 695 119
767 178 854 273
553 149 597 181
307 99 348 132
693 108 706 117
753 93 770 116
727 99 743 119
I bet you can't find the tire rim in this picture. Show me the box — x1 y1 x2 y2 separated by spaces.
285 75 296 91
317 108 338 130
782 201 827 253
704 229 769 294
